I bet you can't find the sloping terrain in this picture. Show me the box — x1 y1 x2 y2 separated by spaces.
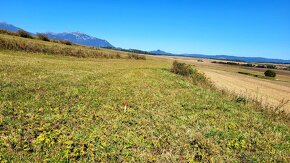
0 49 289 162
0 22 114 48
44 32 114 48
159 56 290 112
0 33 289 162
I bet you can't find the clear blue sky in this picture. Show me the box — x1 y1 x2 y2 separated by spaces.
1 0 290 59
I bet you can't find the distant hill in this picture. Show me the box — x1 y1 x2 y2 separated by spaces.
149 49 290 64
43 32 114 48
1 22 289 63
0 22 23 32
150 49 172 55
181 54 290 64
0 22 114 48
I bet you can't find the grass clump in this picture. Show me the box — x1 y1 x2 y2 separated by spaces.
16 29 33 39
264 69 276 77
128 53 146 60
60 40 72 45
36 33 50 41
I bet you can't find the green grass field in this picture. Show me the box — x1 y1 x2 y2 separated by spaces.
0 34 289 162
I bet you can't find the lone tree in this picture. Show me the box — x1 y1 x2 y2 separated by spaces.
264 70 276 77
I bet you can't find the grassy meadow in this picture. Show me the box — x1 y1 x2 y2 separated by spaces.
0 34 289 162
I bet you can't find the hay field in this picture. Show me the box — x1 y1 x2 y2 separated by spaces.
167 56 290 112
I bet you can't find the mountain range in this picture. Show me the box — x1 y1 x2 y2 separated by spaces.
1 21 289 63
43 32 113 48
149 49 172 55
0 22 114 48
0 21 22 32
149 50 290 64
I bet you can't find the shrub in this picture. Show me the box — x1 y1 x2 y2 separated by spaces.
266 64 277 69
197 59 203 62
0 29 18 36
116 53 121 59
16 30 33 38
60 40 72 45
236 96 247 104
256 64 266 68
171 60 193 76
36 33 50 41
171 61 212 87
211 61 239 65
241 63 254 67
226 62 239 65
264 70 276 77
128 53 146 60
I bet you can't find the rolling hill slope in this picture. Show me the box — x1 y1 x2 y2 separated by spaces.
43 32 114 48
0 33 289 162
0 22 114 48
0 22 23 32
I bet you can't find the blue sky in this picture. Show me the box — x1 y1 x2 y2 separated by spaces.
1 0 290 59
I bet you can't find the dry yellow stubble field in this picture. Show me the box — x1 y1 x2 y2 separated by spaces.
154 56 290 113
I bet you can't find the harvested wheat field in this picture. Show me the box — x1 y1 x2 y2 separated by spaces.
161 56 290 113
201 68 290 112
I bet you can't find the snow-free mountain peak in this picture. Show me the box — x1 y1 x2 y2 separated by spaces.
43 32 114 48
150 49 172 55
0 22 114 48
0 22 23 32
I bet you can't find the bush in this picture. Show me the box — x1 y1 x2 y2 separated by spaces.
36 33 50 41
236 96 247 104
171 60 194 76
256 64 266 68
226 62 239 65
128 53 146 60
241 63 254 67
0 29 18 36
264 70 276 77
16 30 33 38
60 40 72 45
266 64 277 69
211 61 239 65
171 61 212 87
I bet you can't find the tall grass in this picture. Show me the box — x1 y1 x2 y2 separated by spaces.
0 29 18 36
0 34 124 59
0 33 148 60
